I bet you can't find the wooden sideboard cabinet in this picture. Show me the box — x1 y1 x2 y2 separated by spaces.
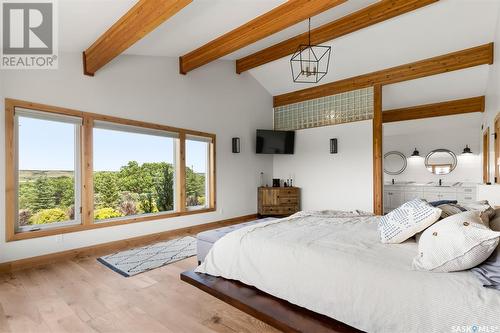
258 187 300 216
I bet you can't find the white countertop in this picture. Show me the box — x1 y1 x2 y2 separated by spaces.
384 181 479 188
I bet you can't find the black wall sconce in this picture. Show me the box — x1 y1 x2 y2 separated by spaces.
232 137 240 153
330 138 338 154
462 144 472 155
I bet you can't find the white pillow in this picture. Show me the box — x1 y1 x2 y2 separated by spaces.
413 211 500 272
379 199 441 244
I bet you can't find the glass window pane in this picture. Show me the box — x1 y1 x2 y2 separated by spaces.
93 125 176 222
17 116 79 229
186 139 209 208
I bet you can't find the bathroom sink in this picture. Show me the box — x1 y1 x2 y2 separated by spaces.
426 181 453 187
385 181 414 185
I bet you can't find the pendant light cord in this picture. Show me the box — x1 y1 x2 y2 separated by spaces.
307 18 311 65
308 18 311 46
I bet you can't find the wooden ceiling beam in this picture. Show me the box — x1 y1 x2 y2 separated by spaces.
83 0 192 76
179 0 347 75
382 96 485 123
236 0 439 74
273 43 494 107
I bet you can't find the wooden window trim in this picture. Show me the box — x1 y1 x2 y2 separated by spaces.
483 127 490 184
5 98 216 242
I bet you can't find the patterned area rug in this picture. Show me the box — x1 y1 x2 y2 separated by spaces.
97 236 196 277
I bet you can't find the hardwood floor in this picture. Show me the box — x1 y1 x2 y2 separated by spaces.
0 256 279 333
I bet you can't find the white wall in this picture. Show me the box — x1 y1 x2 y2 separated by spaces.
0 53 273 263
383 114 482 184
273 120 373 212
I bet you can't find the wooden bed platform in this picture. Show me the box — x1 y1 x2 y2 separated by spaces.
180 270 363 333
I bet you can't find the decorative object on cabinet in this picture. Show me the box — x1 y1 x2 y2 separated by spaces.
384 184 477 213
425 149 457 175
462 144 473 155
410 148 421 158
232 137 240 153
272 178 280 188
258 187 300 216
330 138 338 154
384 151 407 175
260 172 267 187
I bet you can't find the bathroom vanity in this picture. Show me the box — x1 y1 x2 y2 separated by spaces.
384 182 477 213
383 148 479 213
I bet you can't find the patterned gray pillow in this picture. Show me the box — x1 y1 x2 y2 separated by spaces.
437 203 466 219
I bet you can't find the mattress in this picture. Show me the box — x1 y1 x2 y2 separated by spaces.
196 211 500 333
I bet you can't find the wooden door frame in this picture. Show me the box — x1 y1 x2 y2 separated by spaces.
495 114 500 184
483 127 490 183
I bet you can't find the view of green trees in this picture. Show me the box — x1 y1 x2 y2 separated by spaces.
18 161 206 226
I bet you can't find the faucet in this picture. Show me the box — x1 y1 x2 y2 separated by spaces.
439 179 442 186
392 179 395 185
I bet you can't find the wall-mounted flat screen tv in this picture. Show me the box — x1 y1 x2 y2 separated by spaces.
256 129 295 154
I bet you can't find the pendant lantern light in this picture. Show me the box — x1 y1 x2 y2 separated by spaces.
290 18 331 83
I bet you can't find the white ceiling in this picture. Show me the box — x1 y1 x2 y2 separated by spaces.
59 0 379 58
384 113 483 137
59 0 500 109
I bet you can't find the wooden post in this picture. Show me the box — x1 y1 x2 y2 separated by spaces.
177 132 187 212
82 116 94 226
373 85 383 215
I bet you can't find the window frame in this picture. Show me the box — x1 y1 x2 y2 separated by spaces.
185 135 212 211
14 109 83 232
5 98 216 241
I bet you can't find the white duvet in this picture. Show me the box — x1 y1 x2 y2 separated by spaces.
196 211 500 333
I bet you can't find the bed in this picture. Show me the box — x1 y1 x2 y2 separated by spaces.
193 211 500 333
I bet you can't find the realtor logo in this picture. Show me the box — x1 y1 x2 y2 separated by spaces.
1 0 58 69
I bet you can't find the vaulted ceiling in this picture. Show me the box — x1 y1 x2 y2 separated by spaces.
60 0 500 109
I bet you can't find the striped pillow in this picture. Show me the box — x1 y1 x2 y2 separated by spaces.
379 199 441 244
413 211 500 272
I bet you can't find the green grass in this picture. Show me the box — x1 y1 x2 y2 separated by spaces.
19 170 73 183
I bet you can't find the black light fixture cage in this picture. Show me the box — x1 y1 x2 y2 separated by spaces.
291 45 331 83
290 18 331 84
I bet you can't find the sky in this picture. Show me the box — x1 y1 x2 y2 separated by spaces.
18 117 208 173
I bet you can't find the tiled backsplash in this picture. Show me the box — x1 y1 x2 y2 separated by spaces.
274 87 374 130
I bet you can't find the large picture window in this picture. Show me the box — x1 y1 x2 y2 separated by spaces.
93 122 177 222
5 99 216 241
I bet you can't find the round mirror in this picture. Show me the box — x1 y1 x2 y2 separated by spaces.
425 149 457 175
384 151 407 175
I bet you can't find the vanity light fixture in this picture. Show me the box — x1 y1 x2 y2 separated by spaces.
410 148 420 158
462 144 473 155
